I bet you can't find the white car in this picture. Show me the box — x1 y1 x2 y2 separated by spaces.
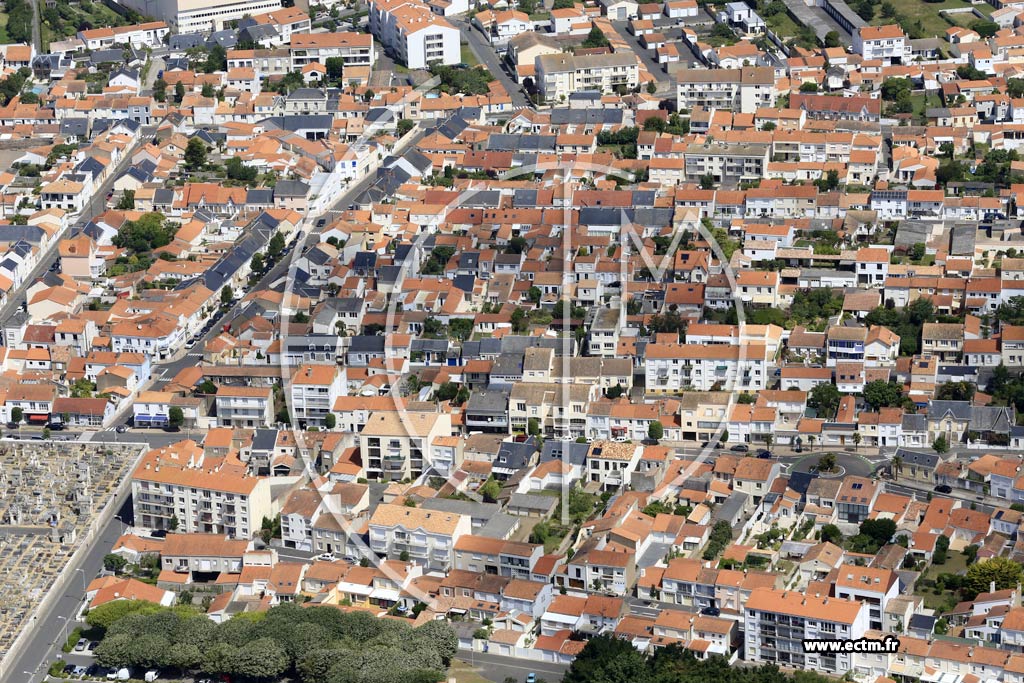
316 553 335 562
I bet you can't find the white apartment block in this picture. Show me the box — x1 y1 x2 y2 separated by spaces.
370 0 460 69
131 443 285 539
214 386 274 428
745 588 870 674
645 342 769 393
359 410 453 481
289 32 376 71
852 24 909 65
78 22 170 50
117 0 284 34
536 52 640 102
368 503 471 571
290 364 344 428
674 66 776 114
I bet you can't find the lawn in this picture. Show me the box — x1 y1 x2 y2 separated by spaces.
872 0 979 38
766 11 801 38
450 659 493 683
919 550 970 611
0 13 10 44
461 44 480 67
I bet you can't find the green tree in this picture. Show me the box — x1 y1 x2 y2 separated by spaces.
153 78 167 102
174 81 186 104
964 557 1024 599
864 380 904 409
528 417 540 436
324 413 336 429
648 420 664 442
226 156 258 182
103 553 128 573
479 477 501 503
10 407 22 424
859 518 897 547
326 57 345 80
646 80 657 95
168 406 184 429
221 286 234 305
563 634 649 683
820 523 843 545
933 434 949 454
116 190 136 210
581 26 610 49
824 30 841 47
184 137 208 171
268 232 286 258
808 383 841 419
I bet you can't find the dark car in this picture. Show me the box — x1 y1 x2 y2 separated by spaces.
756 449 771 459
934 484 953 494
730 444 749 453
700 606 721 616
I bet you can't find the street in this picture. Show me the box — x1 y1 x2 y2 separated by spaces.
457 651 569 683
150 125 427 392
3 497 133 683
0 126 151 328
450 17 531 109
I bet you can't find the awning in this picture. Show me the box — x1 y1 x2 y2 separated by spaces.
28 414 49 423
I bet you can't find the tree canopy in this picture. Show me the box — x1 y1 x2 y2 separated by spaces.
94 602 458 683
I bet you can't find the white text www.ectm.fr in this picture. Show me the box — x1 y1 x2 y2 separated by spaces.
802 636 901 654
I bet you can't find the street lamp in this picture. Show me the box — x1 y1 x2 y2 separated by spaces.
74 568 87 593
55 615 69 650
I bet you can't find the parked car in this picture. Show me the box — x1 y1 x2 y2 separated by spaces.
115 424 129 433
756 449 771 459
526 674 536 683
934 484 952 494
730 444 749 453
700 606 721 616
74 638 89 652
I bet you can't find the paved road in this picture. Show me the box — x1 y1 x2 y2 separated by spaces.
28 0 41 52
0 129 149 332
450 17 531 109
150 126 427 391
782 0 851 42
786 451 877 479
5 497 134 683
609 20 673 88
457 651 569 683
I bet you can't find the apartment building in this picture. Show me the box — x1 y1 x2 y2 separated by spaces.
368 503 471 571
131 441 283 538
853 24 909 65
645 342 769 393
290 32 376 71
78 21 170 50
214 386 274 428
684 142 770 184
290 364 343 428
832 566 899 632
536 52 640 102
745 588 869 674
370 0 460 69
249 6 312 44
674 66 776 114
110 315 184 361
359 410 452 481
118 0 284 34
509 382 598 439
